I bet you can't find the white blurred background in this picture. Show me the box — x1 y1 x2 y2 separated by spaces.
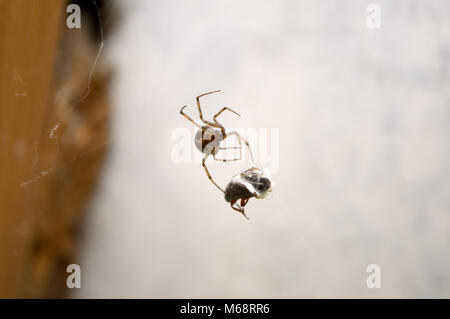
75 0 450 298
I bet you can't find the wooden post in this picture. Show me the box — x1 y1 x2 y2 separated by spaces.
0 0 110 297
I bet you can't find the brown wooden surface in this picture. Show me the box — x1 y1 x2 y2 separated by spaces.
0 0 110 297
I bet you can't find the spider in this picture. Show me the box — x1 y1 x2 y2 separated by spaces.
179 90 254 193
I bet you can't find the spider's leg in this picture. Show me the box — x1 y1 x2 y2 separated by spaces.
212 133 242 162
196 91 225 132
213 107 241 128
213 137 241 162
213 151 241 162
202 154 224 193
179 105 201 128
226 131 255 163
230 199 249 219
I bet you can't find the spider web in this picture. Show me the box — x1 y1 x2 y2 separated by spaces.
20 0 109 188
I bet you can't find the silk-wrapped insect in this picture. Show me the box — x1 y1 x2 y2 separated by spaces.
224 167 273 219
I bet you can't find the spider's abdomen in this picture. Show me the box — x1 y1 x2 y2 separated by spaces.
195 126 223 155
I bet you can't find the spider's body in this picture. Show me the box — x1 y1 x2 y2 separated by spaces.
179 90 254 195
194 125 224 155
224 167 272 219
